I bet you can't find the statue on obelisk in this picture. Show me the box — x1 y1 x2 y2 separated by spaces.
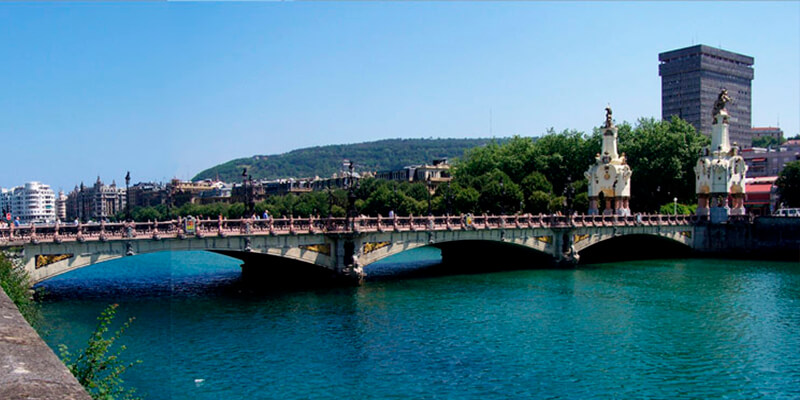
694 89 747 222
585 106 632 215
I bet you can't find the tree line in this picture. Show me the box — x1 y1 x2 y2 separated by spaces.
120 116 741 220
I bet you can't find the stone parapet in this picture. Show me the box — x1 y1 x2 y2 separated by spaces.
0 287 90 400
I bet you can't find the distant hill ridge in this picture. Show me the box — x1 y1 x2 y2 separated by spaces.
192 138 507 182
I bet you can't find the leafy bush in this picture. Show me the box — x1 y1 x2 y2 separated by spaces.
0 252 40 327
59 304 142 400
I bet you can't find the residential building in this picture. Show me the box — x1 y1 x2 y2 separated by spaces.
167 179 225 207
659 45 754 146
56 190 67 221
0 181 57 224
744 176 779 216
751 127 784 146
742 141 800 178
375 158 452 190
127 182 167 208
65 177 126 221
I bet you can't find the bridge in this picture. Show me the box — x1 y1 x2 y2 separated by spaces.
0 213 734 286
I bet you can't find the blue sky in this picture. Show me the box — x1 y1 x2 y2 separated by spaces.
0 2 798 191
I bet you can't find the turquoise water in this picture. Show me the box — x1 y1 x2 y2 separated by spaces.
37 250 800 399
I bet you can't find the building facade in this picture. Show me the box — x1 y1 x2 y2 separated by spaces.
751 127 784 146
742 140 800 178
659 45 754 146
65 177 126 221
56 190 67 221
0 181 57 224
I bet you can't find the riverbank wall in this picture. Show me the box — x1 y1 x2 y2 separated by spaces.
0 287 90 400
694 216 800 261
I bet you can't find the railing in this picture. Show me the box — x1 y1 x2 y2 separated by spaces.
0 213 701 246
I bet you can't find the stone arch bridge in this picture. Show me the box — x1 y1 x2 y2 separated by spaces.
0 214 709 286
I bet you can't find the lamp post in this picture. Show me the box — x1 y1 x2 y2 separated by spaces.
248 174 254 216
565 176 574 217
327 187 334 218
393 181 398 216
79 182 85 223
426 176 432 216
499 180 505 215
674 197 678 215
445 180 452 216
346 161 358 227
125 171 131 221
241 168 249 216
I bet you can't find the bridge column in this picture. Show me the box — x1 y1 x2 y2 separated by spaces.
552 228 579 266
333 235 365 285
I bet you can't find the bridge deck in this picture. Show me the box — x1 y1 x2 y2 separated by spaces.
0 214 707 246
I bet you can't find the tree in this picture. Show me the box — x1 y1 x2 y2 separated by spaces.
776 161 800 207
0 253 40 327
752 135 784 148
614 116 708 212
59 304 141 400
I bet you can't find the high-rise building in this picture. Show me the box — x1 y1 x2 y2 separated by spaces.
659 45 754 146
0 182 57 224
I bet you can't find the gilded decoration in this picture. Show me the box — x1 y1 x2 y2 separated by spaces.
35 254 73 269
573 234 590 244
363 241 390 254
299 244 331 256
535 236 552 244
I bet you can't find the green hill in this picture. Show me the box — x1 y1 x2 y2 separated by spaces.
193 138 507 182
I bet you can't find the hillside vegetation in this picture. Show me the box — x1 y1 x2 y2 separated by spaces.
193 138 505 182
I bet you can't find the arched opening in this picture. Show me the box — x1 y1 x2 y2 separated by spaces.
34 251 243 299
578 234 693 265
211 250 349 289
436 240 556 273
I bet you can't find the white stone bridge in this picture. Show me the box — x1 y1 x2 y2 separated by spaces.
0 213 710 286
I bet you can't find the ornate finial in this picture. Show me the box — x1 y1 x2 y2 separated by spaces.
712 88 732 119
604 106 613 129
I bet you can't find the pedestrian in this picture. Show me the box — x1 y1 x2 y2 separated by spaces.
13 217 20 227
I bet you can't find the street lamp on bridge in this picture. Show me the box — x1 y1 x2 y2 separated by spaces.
125 171 131 221
426 175 432 216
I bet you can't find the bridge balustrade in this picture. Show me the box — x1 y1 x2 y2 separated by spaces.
0 213 710 246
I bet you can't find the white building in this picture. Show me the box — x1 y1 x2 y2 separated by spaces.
1 181 57 224
56 190 68 221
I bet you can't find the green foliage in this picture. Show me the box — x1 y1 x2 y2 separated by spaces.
776 161 800 207
0 253 41 328
526 191 551 214
193 138 505 182
59 304 141 400
752 135 785 148
613 116 708 212
450 117 707 214
134 116 708 218
658 202 697 215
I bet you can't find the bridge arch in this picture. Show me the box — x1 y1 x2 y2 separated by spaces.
24 235 338 285
577 233 694 264
357 229 558 270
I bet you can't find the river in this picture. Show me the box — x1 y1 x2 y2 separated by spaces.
36 249 800 399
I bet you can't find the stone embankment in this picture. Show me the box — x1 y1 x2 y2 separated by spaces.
0 287 90 400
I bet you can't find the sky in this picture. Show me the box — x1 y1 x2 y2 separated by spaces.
0 2 798 192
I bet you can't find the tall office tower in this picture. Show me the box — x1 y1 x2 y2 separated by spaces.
659 45 754 146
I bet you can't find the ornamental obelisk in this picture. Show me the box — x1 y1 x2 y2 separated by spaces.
694 89 747 222
585 107 632 215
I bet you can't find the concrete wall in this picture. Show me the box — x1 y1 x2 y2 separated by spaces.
694 217 800 260
0 287 90 400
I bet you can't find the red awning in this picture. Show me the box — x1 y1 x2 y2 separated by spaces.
750 158 766 162
746 183 773 193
